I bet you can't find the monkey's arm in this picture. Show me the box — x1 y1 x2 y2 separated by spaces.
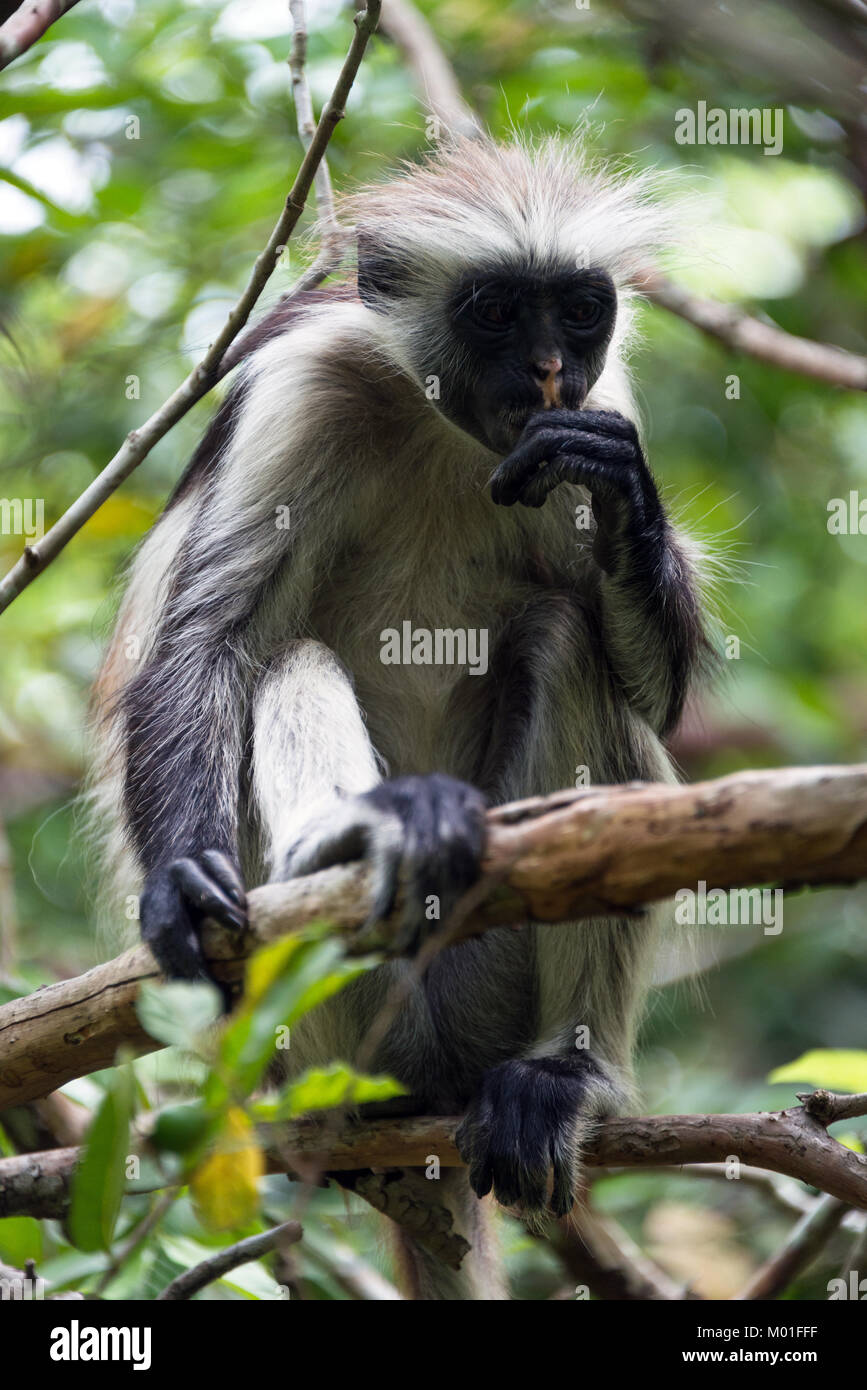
490 408 709 736
123 520 287 980
121 341 345 979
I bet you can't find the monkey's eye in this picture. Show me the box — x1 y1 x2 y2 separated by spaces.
562 300 603 331
472 296 516 330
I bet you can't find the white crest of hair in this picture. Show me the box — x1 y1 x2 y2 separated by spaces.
343 134 679 280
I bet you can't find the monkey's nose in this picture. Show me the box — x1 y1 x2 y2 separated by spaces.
530 355 563 407
530 355 563 381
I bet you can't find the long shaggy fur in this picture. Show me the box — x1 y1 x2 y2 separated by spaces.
89 137 709 1298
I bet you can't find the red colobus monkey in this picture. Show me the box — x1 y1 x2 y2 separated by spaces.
93 138 709 1298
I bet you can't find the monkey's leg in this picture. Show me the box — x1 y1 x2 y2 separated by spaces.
454 591 662 1218
249 645 505 1298
249 639 382 876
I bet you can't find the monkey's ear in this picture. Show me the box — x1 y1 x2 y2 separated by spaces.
356 229 409 308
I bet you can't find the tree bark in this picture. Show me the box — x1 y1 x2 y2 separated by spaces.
2 1093 866 1218
0 764 865 1110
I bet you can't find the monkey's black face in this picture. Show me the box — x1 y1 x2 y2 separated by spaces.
441 266 617 454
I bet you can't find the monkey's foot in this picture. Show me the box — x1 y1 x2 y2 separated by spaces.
456 1054 608 1217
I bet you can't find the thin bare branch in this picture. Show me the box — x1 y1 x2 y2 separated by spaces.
0 1258 83 1299
156 1220 302 1300
373 0 481 137
799 1089 867 1125
548 1206 692 1300
0 0 81 71
642 271 867 391
290 0 339 236
0 1 382 616
734 1193 849 1299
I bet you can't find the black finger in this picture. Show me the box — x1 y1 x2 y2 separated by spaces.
169 858 246 930
558 409 637 440
493 431 634 508
521 408 636 441
365 820 404 927
516 455 615 509
284 817 370 877
200 850 246 907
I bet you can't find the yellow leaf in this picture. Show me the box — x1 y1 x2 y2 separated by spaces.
190 1107 263 1230
769 1050 867 1093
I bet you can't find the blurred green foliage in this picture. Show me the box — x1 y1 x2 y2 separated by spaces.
0 0 865 1299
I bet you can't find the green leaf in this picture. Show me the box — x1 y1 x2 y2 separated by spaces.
214 932 379 1101
151 1101 214 1156
68 1067 134 1252
136 979 222 1051
768 1050 867 1092
0 1216 43 1267
254 1062 406 1120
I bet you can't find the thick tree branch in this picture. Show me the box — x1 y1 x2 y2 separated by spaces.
269 1099 867 1209
0 0 81 71
3 1093 866 1220
0 1144 81 1218
0 764 865 1110
0 1 382 616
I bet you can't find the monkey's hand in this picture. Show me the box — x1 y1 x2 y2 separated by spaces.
456 1055 608 1218
489 409 663 574
140 851 247 983
279 774 487 955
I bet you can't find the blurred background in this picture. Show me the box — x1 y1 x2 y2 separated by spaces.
0 0 865 1298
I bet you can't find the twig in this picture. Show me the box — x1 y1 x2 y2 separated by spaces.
93 1190 177 1297
0 0 81 71
0 820 17 975
548 1206 693 1300
0 763 865 1109
0 1 382 616
0 1258 83 1299
371 0 481 138
799 1089 867 1125
841 1220 867 1279
733 1193 849 1300
290 0 339 236
156 1220 302 1300
642 272 867 392
302 1233 403 1299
